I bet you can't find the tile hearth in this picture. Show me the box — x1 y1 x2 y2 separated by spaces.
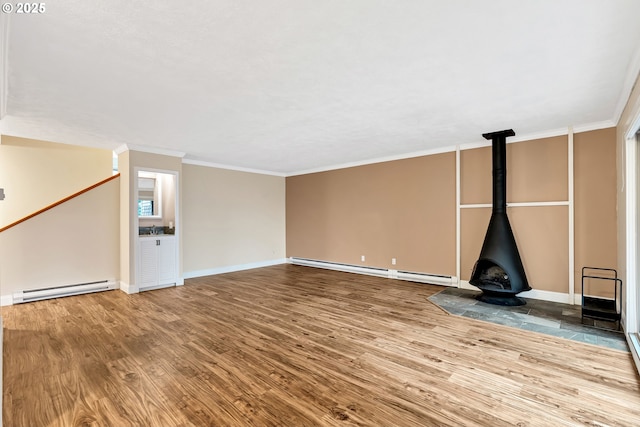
428 287 628 352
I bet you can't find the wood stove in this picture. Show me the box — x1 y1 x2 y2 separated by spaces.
469 129 531 306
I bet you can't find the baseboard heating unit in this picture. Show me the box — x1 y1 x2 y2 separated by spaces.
12 279 118 304
290 257 388 277
395 270 456 287
290 257 457 287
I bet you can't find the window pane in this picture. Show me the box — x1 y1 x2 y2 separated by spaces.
138 200 153 216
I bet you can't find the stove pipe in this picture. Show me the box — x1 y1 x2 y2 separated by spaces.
469 129 531 306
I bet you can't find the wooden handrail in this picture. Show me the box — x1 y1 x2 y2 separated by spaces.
0 173 121 233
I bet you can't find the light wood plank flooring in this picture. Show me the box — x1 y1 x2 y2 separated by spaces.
3 264 640 426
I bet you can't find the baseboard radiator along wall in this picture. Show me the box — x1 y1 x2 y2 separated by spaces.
290 258 585 304
11 279 118 304
289 257 457 287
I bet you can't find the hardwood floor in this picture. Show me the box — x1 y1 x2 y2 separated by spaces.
3 264 640 426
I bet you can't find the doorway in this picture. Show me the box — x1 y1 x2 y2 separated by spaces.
635 130 640 348
134 167 180 292
625 123 640 371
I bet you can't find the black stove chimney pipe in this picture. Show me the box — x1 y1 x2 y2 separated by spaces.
486 129 513 214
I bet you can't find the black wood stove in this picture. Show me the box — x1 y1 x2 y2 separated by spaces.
469 129 531 306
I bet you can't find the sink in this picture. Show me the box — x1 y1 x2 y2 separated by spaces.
139 228 165 236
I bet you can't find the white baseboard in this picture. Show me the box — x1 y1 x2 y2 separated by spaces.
139 283 176 293
119 281 139 294
291 257 389 278
0 294 12 306
460 280 588 305
121 277 185 292
518 288 574 304
183 258 288 279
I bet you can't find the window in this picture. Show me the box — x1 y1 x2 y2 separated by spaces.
138 200 154 216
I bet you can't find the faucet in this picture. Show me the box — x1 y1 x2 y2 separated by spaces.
151 225 156 235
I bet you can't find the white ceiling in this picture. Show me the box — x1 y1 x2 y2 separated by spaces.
1 0 640 176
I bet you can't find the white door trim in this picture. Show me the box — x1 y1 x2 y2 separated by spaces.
624 105 640 374
625 134 637 334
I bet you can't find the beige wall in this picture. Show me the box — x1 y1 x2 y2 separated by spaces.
574 128 618 298
0 178 120 295
182 164 286 274
0 135 113 227
161 173 177 227
0 139 287 295
287 153 457 275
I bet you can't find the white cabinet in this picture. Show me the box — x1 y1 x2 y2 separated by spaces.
137 235 177 290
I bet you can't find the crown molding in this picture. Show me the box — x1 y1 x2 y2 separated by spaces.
290 128 573 176
115 143 186 158
113 144 129 155
457 121 616 152
457 127 571 151
572 119 617 134
182 158 286 177
290 120 619 177
287 145 456 177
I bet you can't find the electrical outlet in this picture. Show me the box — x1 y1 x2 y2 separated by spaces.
361 255 365 262
392 258 396 265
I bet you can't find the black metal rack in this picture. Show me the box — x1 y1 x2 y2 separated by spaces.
581 267 622 331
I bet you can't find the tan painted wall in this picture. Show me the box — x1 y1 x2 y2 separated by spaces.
460 206 569 291
461 135 568 204
288 130 615 299
574 128 618 298
0 178 120 295
0 135 113 228
182 164 286 274
460 131 617 297
286 153 457 275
